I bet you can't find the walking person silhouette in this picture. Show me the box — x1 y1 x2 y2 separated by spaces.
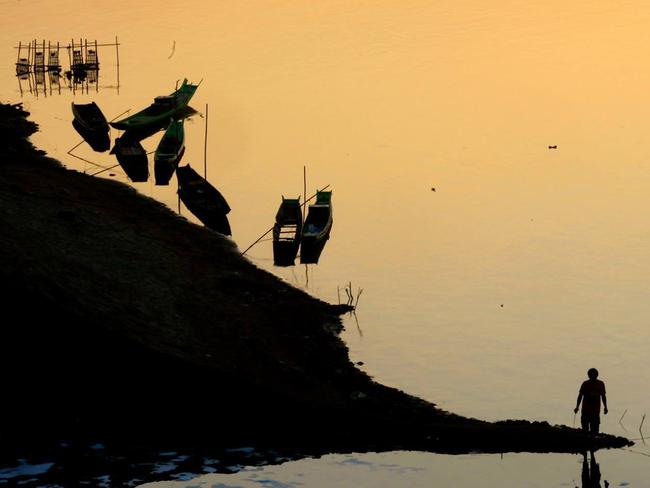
574 368 608 435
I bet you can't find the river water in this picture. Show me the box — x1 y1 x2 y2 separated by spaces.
2 0 650 485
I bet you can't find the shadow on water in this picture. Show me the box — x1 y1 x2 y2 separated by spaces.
578 451 608 488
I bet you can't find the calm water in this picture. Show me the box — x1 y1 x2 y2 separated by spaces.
2 0 650 485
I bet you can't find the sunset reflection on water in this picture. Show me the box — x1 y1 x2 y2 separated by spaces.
2 1 650 485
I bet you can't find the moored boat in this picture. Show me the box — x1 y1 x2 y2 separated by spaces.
71 102 110 152
272 197 303 266
154 120 185 185
300 190 333 264
111 136 148 182
177 164 231 236
110 79 199 132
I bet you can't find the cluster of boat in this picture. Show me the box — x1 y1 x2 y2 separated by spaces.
71 79 232 236
71 78 333 265
272 191 333 266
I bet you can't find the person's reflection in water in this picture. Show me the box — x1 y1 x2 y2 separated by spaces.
579 451 609 488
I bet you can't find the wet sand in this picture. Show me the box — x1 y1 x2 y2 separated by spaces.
0 103 632 484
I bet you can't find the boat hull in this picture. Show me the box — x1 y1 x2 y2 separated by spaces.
111 137 148 182
71 102 110 152
300 193 333 264
273 241 301 266
177 165 231 236
154 146 184 185
272 197 303 266
299 227 331 264
72 119 110 152
154 121 185 185
110 79 198 132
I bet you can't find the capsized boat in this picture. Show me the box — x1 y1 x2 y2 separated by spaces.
272 197 303 266
300 190 333 264
71 102 110 152
110 79 199 131
177 164 231 236
111 136 148 182
154 120 185 185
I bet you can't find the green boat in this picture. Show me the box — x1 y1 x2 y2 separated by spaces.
110 79 200 131
154 120 185 185
300 190 333 264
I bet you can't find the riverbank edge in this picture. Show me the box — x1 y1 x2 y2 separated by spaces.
0 102 632 466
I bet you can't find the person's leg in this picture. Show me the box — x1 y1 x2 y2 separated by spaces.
581 414 589 433
591 414 600 435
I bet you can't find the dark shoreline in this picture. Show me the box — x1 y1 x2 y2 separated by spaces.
0 102 632 484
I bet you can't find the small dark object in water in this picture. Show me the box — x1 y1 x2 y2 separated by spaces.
109 173 116 177
548 145 557 149
431 187 436 191
500 304 504 308
356 361 364 366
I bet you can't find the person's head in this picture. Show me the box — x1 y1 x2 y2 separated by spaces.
587 368 599 379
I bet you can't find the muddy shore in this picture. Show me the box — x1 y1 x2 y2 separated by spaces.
0 102 632 483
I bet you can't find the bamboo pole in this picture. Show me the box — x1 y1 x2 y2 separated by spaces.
67 40 72 71
90 163 120 177
620 409 628 424
240 184 330 256
115 36 120 90
204 103 208 179
109 108 131 122
68 149 107 169
303 165 307 223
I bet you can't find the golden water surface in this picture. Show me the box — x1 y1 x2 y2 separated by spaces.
2 1 650 485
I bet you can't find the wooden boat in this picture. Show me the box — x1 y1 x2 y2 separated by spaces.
272 197 303 266
300 191 333 264
71 102 110 152
110 79 199 132
154 120 185 185
177 164 231 236
110 137 148 182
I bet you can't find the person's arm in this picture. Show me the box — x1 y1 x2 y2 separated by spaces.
602 383 608 414
574 389 583 413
